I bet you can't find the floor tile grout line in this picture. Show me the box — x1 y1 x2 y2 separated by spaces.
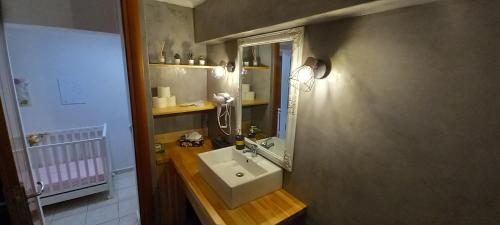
84 203 88 225
48 192 137 221
94 217 118 225
45 171 137 225
117 197 121 222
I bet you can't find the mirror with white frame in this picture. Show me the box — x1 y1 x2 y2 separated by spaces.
236 27 304 171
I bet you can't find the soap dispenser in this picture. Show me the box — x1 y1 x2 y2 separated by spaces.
235 129 244 150
248 126 258 142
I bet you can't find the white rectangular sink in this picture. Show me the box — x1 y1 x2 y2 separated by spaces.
197 146 282 208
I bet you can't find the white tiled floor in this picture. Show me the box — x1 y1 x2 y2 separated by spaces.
42 171 140 225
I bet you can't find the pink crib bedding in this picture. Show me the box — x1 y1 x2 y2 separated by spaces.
36 157 106 193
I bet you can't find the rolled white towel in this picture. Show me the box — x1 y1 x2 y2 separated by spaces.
153 97 168 108
242 84 251 93
167 96 176 106
243 91 255 100
158 87 171 98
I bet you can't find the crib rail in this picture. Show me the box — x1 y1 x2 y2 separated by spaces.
27 124 110 197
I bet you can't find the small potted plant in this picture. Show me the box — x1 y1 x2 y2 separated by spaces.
243 55 250 66
198 56 206 65
158 41 166 63
251 47 258 66
174 53 181 64
187 52 194 65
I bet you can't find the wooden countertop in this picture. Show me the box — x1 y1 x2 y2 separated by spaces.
155 139 306 225
153 101 216 117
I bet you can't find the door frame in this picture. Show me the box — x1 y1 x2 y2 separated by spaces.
0 0 156 224
0 99 36 225
120 0 155 225
0 7 43 224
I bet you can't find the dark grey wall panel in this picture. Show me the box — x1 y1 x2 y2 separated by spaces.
284 1 500 224
206 0 500 224
194 0 375 42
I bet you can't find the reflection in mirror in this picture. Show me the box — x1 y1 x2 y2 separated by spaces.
240 42 293 159
237 27 304 171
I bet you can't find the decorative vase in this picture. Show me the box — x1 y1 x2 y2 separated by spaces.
199 60 206 65
159 56 165 64
253 60 258 66
188 59 195 65
175 59 181 65
243 61 250 66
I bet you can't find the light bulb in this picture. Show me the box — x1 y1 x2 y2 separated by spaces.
214 66 225 78
296 66 314 82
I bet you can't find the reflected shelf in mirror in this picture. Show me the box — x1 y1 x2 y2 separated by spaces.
149 63 218 69
242 99 268 107
243 65 270 70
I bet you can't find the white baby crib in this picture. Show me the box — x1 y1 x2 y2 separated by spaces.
27 124 113 206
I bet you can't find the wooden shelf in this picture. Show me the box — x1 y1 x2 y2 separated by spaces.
153 101 215 116
149 63 217 69
242 99 269 107
243 66 270 70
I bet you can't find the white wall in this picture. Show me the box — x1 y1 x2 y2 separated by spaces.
5 24 135 171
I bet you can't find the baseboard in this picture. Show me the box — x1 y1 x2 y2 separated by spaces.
40 183 109 206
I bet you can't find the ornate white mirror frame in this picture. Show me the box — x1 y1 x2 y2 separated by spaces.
235 27 304 171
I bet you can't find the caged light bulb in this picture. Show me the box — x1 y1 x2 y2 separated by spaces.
213 66 225 78
296 66 314 82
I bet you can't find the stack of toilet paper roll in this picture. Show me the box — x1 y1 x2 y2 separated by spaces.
153 86 176 108
241 84 255 100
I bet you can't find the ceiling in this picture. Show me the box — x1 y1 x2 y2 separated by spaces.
155 0 206 8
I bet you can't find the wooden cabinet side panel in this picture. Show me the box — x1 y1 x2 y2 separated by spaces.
157 161 187 225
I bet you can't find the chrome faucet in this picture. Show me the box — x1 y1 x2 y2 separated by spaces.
260 137 275 149
243 142 258 157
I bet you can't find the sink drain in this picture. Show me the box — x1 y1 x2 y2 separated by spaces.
235 172 244 177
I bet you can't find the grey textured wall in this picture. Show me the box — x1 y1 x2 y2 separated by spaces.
206 41 239 141
1 0 120 33
144 0 206 62
205 1 500 224
194 0 375 42
143 0 208 134
284 0 500 224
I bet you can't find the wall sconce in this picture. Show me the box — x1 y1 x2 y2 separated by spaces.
212 61 235 79
290 57 330 92
213 66 225 78
226 62 235 73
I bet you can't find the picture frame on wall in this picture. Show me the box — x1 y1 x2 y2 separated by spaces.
14 78 31 107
